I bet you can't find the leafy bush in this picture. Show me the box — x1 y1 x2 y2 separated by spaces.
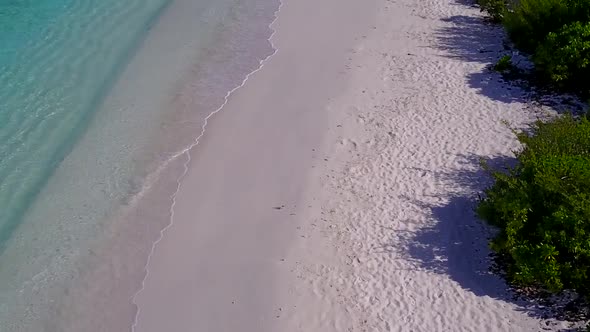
490 0 590 96
534 21 590 94
501 0 590 52
477 115 590 295
493 55 513 72
503 0 573 53
477 0 509 22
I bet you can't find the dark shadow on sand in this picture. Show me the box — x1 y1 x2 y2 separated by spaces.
377 1 589 329
384 153 586 330
436 14 533 105
434 3 586 113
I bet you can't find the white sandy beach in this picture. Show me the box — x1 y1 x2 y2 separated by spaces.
133 0 574 330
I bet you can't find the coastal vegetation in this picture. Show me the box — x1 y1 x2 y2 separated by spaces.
478 0 590 95
477 115 590 296
474 0 590 326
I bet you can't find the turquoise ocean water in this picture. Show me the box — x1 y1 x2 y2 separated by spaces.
0 0 169 249
0 0 278 329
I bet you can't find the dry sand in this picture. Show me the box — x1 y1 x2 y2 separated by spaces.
133 0 577 331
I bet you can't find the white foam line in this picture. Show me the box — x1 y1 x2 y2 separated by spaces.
130 0 284 330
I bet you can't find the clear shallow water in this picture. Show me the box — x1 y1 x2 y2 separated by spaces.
0 0 278 330
0 0 171 248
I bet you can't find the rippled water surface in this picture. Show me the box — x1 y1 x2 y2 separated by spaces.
0 0 278 329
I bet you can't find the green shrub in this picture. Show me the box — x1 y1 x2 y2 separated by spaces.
477 0 509 22
567 0 590 23
491 0 590 97
534 21 590 94
503 0 573 53
493 55 513 72
477 115 590 295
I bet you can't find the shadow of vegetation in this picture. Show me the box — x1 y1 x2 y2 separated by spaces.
435 5 587 114
436 14 534 104
452 0 480 7
392 153 588 330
